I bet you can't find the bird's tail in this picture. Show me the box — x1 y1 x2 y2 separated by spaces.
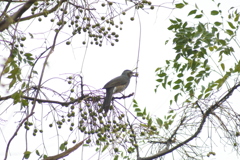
102 88 113 113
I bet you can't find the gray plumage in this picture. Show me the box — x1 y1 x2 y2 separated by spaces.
102 70 135 113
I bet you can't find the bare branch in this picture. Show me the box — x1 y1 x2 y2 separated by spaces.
43 137 88 160
137 83 240 160
4 112 35 160
0 0 37 32
18 0 66 22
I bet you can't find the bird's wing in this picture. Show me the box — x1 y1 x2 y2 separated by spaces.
103 76 128 89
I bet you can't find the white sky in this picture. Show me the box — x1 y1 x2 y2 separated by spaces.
1 0 240 159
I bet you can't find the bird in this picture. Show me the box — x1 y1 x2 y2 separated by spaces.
101 70 136 113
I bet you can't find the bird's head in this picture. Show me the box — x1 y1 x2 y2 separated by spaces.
122 70 138 78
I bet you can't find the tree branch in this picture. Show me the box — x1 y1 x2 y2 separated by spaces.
4 112 34 160
18 0 66 22
43 137 88 160
137 83 240 160
0 0 12 21
0 0 37 32
0 91 134 106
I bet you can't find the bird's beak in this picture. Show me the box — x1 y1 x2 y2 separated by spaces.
132 72 138 77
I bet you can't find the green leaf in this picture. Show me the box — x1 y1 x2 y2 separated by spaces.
24 53 32 57
21 82 26 89
194 14 203 19
173 85 180 90
185 82 192 90
226 29 234 36
9 78 16 89
174 79 183 84
11 67 21 75
172 114 176 119
205 87 212 93
135 108 141 112
29 33 34 38
186 76 194 81
155 67 161 72
12 48 19 56
188 9 197 16
183 22 188 28
133 102 138 107
143 108 146 115
234 61 240 72
175 3 185 9
158 73 166 77
209 46 214 51
147 118 152 127
36 150 40 156
198 94 203 99
3 66 10 74
174 93 181 102
211 10 219 15
137 112 143 117
11 91 21 104
21 99 29 106
167 80 172 86
156 79 163 82
24 151 31 159
204 93 211 98
195 4 199 9
32 70 38 74
164 122 169 130
218 39 226 45
220 63 225 71
234 14 239 22
167 115 171 119
114 155 119 160
183 0 188 5
162 76 168 89
156 118 163 127
227 21 236 29
165 40 169 45
60 143 65 151
102 144 109 152
175 54 181 60
170 19 178 24
17 53 22 62
177 73 183 77
215 72 230 89
133 99 137 104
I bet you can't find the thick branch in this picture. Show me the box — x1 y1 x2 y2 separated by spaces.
0 93 134 106
43 137 88 160
0 0 97 31
0 0 12 21
18 0 66 22
137 83 240 160
0 0 37 32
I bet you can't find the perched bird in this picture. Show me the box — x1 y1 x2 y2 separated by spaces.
102 70 136 113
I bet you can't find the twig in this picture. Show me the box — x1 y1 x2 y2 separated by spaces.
137 83 240 160
43 137 88 160
4 112 35 160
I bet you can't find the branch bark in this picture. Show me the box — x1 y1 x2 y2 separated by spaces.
137 83 240 160
0 0 37 32
43 137 88 160
0 93 133 106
